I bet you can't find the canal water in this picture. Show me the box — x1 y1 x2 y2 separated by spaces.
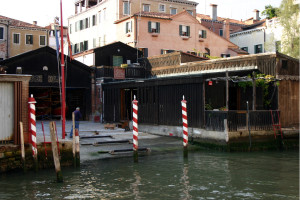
0 150 298 199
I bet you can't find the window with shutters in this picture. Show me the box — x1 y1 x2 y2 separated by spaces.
25 34 33 44
13 33 20 44
219 29 223 36
179 25 190 37
199 30 207 38
254 44 263 54
148 21 160 33
69 24 72 34
80 20 83 30
39 35 46 46
241 47 248 52
126 21 132 33
92 15 97 26
84 40 88 50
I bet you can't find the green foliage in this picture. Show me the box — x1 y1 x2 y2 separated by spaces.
279 0 300 58
237 74 278 108
262 5 279 19
207 55 221 59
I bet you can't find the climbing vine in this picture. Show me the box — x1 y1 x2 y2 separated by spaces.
236 73 279 108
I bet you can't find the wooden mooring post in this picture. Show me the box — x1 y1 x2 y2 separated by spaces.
50 121 63 182
181 95 188 158
132 95 139 163
72 112 80 167
19 122 26 172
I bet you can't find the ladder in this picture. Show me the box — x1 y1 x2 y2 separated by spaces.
271 110 283 139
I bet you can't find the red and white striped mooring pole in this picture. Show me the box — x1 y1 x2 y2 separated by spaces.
181 95 188 148
28 94 38 170
132 95 139 152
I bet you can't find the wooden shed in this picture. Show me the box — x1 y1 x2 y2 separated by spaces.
0 74 31 145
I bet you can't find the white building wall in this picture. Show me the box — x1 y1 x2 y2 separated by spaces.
230 28 265 54
68 0 118 54
75 53 94 66
230 19 283 55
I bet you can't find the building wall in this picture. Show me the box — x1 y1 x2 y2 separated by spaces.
230 28 265 54
68 0 118 53
117 12 238 57
0 23 8 60
9 27 48 57
124 0 197 17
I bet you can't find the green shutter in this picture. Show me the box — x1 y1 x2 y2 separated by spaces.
130 21 132 33
187 26 190 37
179 25 182 36
203 30 207 38
126 22 128 33
148 21 151 33
157 22 160 33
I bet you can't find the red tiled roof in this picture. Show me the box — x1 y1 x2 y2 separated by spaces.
0 15 46 29
196 13 246 25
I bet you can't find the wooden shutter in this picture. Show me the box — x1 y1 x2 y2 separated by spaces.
148 21 151 33
187 26 190 36
179 25 182 36
157 22 160 33
202 30 207 38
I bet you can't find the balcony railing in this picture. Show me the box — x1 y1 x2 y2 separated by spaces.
205 110 279 132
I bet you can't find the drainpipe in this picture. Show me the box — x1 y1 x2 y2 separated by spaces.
263 28 266 53
6 20 9 59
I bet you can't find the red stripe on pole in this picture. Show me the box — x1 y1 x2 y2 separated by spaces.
181 95 188 148
28 95 37 157
132 95 138 151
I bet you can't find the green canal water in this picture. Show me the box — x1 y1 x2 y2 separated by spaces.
0 150 298 200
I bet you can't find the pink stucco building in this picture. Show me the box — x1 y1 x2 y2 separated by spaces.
115 11 245 58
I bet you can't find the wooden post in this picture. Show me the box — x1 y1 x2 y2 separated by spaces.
50 121 63 182
252 72 256 110
226 71 229 110
72 112 76 167
20 122 26 172
75 128 80 167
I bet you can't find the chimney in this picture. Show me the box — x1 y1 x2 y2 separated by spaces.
33 21 37 25
223 19 230 41
210 4 218 21
253 9 260 20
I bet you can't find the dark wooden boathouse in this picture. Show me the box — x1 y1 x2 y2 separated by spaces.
102 52 299 144
0 46 94 120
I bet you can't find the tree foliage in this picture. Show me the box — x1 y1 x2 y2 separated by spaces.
262 5 279 19
278 0 300 58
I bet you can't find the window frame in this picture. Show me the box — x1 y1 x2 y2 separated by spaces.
254 44 263 54
159 4 166 12
92 14 97 26
148 21 160 33
123 2 130 15
241 47 248 52
179 25 190 37
39 35 46 46
143 4 150 12
13 33 20 44
187 10 193 16
126 21 132 33
0 27 4 40
25 34 33 45
219 29 223 37
170 7 177 15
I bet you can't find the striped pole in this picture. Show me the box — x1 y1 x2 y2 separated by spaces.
181 95 188 148
132 95 138 151
28 94 38 171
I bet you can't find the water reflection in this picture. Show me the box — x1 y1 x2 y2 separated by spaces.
0 151 298 199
